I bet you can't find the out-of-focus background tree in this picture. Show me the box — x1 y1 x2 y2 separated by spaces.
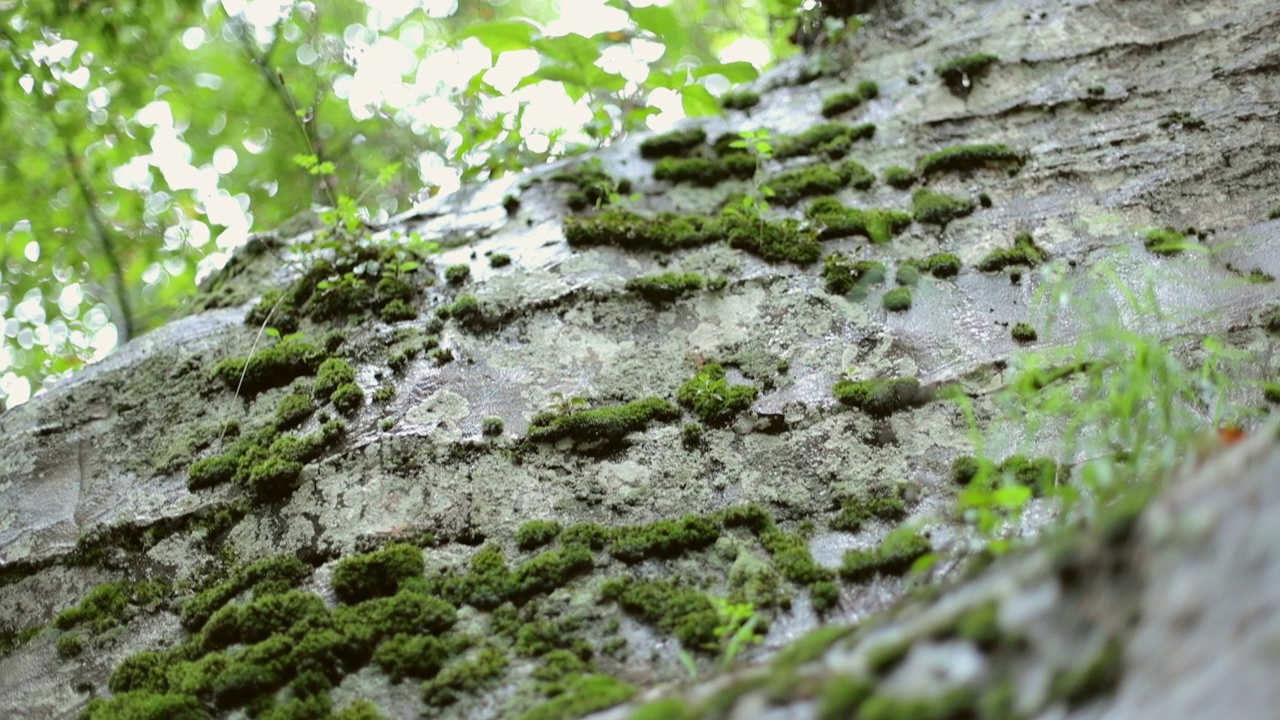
0 0 831 410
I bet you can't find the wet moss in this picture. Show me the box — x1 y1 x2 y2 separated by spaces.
831 483 908 532
774 122 876 160
182 555 312 632
840 526 932 581
682 421 704 447
202 590 328 653
1143 227 1190 256
949 455 992 487
918 143 1023 177
562 523 611 550
809 580 840 614
883 166 916 189
527 397 680 445
653 153 758 186
373 633 448 682
821 255 887 299
330 382 364 415
721 212 822 264
244 457 303 501
805 197 912 243
936 52 998 93
372 385 395 403
626 271 706 302
517 520 562 551
274 393 315 430
1011 323 1037 342
212 338 326 397
55 582 133 633
640 127 707 159
56 631 85 658
858 80 879 99
80 690 211 720
444 264 471 285
332 543 425 604
600 577 720 651
882 286 912 311
821 91 864 118
760 529 833 585
678 363 759 426
609 515 721 563
912 188 975 227
764 160 875 206
490 253 512 267
509 545 594 602
436 294 488 329
720 90 760 111
905 252 962 278
977 231 1047 271
563 209 721 252
421 645 508 707
1269 206 1280 220
1263 383 1280 404
312 357 355 401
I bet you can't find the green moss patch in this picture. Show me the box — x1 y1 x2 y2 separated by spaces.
211 338 327 397
181 555 312 632
774 122 876 160
527 397 680 446
764 160 875 206
653 153 757 186
188 420 345 498
332 543 424 604
720 211 822 264
421 646 508 708
831 484 908 532
806 197 911 243
977 231 1047 271
678 363 759 426
954 453 1058 494
883 166 916 189
564 209 722 252
840 526 932 581
55 581 166 635
1157 111 1205 130
600 578 721 651
911 188 975 227
833 377 923 416
609 515 721 563
1012 322 1038 342
882 286 912 312
517 673 635 720
516 520 562 551
918 143 1023 177
626 271 707 303
823 255 887 297
640 127 707 159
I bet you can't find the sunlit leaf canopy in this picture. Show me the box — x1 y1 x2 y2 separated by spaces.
0 0 813 410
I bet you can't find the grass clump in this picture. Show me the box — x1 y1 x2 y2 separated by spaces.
978 231 1047 271
331 543 424 604
917 143 1023 177
211 338 326 397
678 363 759 426
626 272 706 303
720 89 761 111
527 397 680 445
764 160 875 206
912 188 975 227
516 520 562 551
639 126 707 159
653 154 757 186
833 377 922 416
883 166 916 189
823 254 887 297
840 526 932 581
1143 227 1191 256
1012 323 1038 342
805 197 911 243
882 286 912 312
774 122 876 160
